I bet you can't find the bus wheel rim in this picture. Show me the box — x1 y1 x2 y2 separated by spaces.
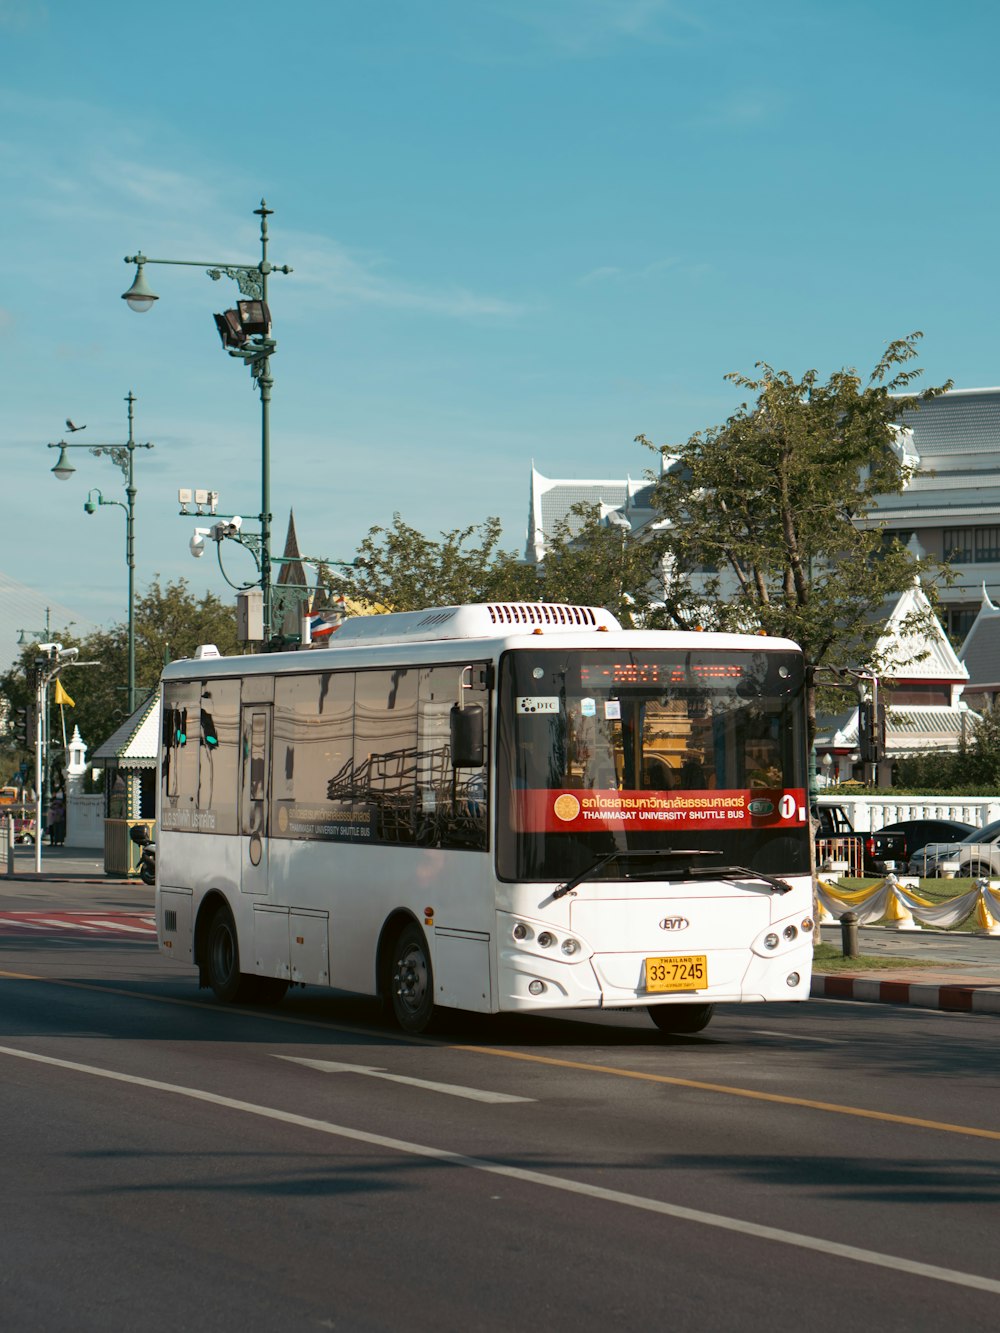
394 944 428 1013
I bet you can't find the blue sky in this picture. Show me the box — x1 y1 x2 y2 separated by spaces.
2 0 998 643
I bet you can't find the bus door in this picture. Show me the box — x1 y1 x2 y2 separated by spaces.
240 704 271 895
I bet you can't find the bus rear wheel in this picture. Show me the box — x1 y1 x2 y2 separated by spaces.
389 922 436 1035
205 905 261 1005
647 1003 715 1035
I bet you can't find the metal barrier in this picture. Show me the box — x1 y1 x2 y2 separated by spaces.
907 840 1000 878
816 836 863 877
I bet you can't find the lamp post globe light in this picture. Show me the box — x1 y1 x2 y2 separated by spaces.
48 390 153 715
121 200 292 645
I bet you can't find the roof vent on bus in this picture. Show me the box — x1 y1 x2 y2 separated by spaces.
324 603 622 645
483 603 614 630
193 644 222 659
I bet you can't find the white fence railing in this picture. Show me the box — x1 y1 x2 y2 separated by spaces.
816 794 1000 832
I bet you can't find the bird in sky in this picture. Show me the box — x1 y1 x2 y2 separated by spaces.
65 419 86 432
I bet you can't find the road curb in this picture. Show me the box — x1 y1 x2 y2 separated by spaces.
4 874 134 886
811 973 1000 1014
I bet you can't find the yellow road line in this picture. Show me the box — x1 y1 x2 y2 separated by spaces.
449 1042 1000 1141
3 968 998 1142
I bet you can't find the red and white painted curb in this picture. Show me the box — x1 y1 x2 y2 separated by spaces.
811 973 1000 1014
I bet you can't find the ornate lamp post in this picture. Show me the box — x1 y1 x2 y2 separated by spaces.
121 200 292 644
48 391 153 714
17 609 52 647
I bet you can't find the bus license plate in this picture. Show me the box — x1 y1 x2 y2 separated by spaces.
645 955 708 993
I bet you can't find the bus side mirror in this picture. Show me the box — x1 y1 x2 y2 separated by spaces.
450 704 484 768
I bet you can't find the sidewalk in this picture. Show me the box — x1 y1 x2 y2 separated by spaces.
3 842 131 884
813 922 1000 1015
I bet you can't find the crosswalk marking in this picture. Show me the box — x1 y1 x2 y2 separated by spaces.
0 912 156 939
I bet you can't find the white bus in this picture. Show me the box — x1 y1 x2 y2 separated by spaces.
155 602 813 1035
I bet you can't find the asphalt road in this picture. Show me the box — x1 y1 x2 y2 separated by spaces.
3 878 1000 1332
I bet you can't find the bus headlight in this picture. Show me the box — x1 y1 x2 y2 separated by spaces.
783 925 798 941
786 972 801 987
528 980 546 995
763 933 779 950
537 931 555 948
512 922 531 941
561 938 579 956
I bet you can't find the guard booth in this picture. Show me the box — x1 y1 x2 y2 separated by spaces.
91 691 159 877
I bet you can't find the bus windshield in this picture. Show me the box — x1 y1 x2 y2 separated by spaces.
496 645 809 882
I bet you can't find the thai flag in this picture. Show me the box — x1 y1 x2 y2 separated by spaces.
310 615 341 639
310 596 347 639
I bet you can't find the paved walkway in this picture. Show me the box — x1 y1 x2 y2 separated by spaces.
3 843 131 884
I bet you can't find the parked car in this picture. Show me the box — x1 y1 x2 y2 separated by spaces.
909 818 1000 877
814 804 907 875
880 819 976 864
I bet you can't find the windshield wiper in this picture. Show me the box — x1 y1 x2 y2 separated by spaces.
552 848 721 900
552 853 793 899
683 864 794 895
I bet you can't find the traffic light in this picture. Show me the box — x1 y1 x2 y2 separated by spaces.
14 707 28 749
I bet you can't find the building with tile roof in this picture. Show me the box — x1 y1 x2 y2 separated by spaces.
525 465 661 564
814 582 975 783
524 387 1000 642
872 387 1000 642
958 587 1000 708
91 689 160 874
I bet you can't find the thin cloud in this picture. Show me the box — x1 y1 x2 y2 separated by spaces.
289 234 531 321
578 266 624 284
0 2 47 32
689 89 784 130
577 256 709 285
0 95 524 325
491 0 705 57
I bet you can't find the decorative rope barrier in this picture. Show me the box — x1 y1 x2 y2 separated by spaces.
816 873 1000 936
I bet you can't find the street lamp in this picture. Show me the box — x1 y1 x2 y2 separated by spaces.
47 391 153 715
121 199 292 644
17 608 52 647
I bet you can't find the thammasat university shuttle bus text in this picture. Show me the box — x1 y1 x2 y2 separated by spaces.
154 602 813 1035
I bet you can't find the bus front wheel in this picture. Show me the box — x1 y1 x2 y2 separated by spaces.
647 1003 714 1035
389 923 436 1035
205 905 260 1005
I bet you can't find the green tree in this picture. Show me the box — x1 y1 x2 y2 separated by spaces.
536 501 665 627
328 508 670 622
325 514 538 611
639 333 953 739
967 702 1000 787
0 577 241 770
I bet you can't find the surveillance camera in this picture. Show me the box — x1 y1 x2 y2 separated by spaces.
39 642 61 654
190 527 210 558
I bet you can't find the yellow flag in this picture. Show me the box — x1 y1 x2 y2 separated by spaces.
53 679 74 707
